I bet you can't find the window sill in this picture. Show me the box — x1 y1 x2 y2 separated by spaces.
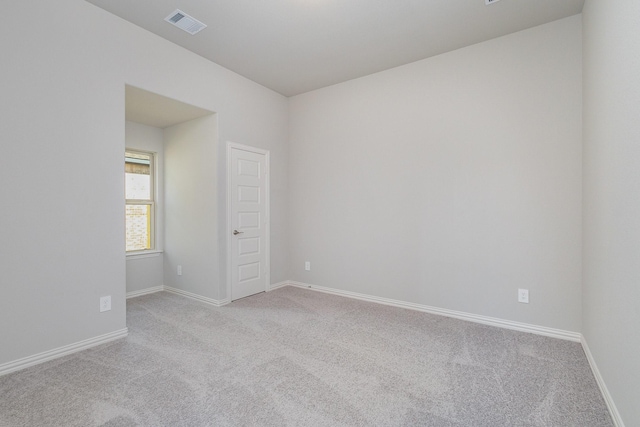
126 250 163 260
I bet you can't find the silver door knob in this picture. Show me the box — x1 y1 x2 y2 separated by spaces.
233 230 243 235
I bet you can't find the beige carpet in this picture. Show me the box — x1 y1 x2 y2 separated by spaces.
0 287 613 426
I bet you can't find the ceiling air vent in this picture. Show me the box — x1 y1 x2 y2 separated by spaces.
485 0 501 4
164 9 207 35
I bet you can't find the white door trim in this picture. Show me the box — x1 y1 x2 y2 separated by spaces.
226 141 270 302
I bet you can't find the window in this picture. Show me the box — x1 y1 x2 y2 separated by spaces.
125 150 155 252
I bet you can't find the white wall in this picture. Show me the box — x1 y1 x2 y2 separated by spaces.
163 116 219 299
582 0 640 424
288 16 583 332
125 121 164 294
126 255 164 294
0 0 288 366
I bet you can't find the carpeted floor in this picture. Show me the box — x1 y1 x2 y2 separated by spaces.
0 287 613 426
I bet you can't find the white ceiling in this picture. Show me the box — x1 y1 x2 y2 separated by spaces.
88 0 584 97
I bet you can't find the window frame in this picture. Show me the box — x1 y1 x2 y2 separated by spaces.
125 149 156 254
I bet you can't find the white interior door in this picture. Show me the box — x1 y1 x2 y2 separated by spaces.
229 144 269 301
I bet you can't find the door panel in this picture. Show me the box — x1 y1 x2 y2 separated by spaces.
230 147 268 301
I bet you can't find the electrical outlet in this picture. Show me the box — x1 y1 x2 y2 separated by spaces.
100 296 111 312
305 261 311 271
177 265 182 276
518 289 529 304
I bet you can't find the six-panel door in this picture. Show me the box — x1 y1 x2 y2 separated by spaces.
231 147 268 301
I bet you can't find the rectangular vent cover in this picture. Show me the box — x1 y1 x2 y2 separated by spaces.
165 9 206 35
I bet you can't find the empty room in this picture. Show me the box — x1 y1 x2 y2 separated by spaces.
0 0 638 426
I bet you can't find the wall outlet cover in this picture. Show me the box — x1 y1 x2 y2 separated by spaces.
518 289 529 304
100 296 112 312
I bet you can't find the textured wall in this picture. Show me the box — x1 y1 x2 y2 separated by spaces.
163 116 219 299
582 0 640 424
288 16 583 332
0 0 288 366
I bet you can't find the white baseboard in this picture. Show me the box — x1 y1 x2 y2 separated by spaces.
164 286 230 307
0 284 226 377
283 281 581 342
279 281 620 424
126 286 164 299
2 281 622 425
268 281 290 291
581 336 625 427
127 285 231 306
0 328 128 377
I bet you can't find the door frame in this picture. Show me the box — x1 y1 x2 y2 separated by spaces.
226 141 270 302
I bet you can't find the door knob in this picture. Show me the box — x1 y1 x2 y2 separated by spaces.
233 230 243 235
